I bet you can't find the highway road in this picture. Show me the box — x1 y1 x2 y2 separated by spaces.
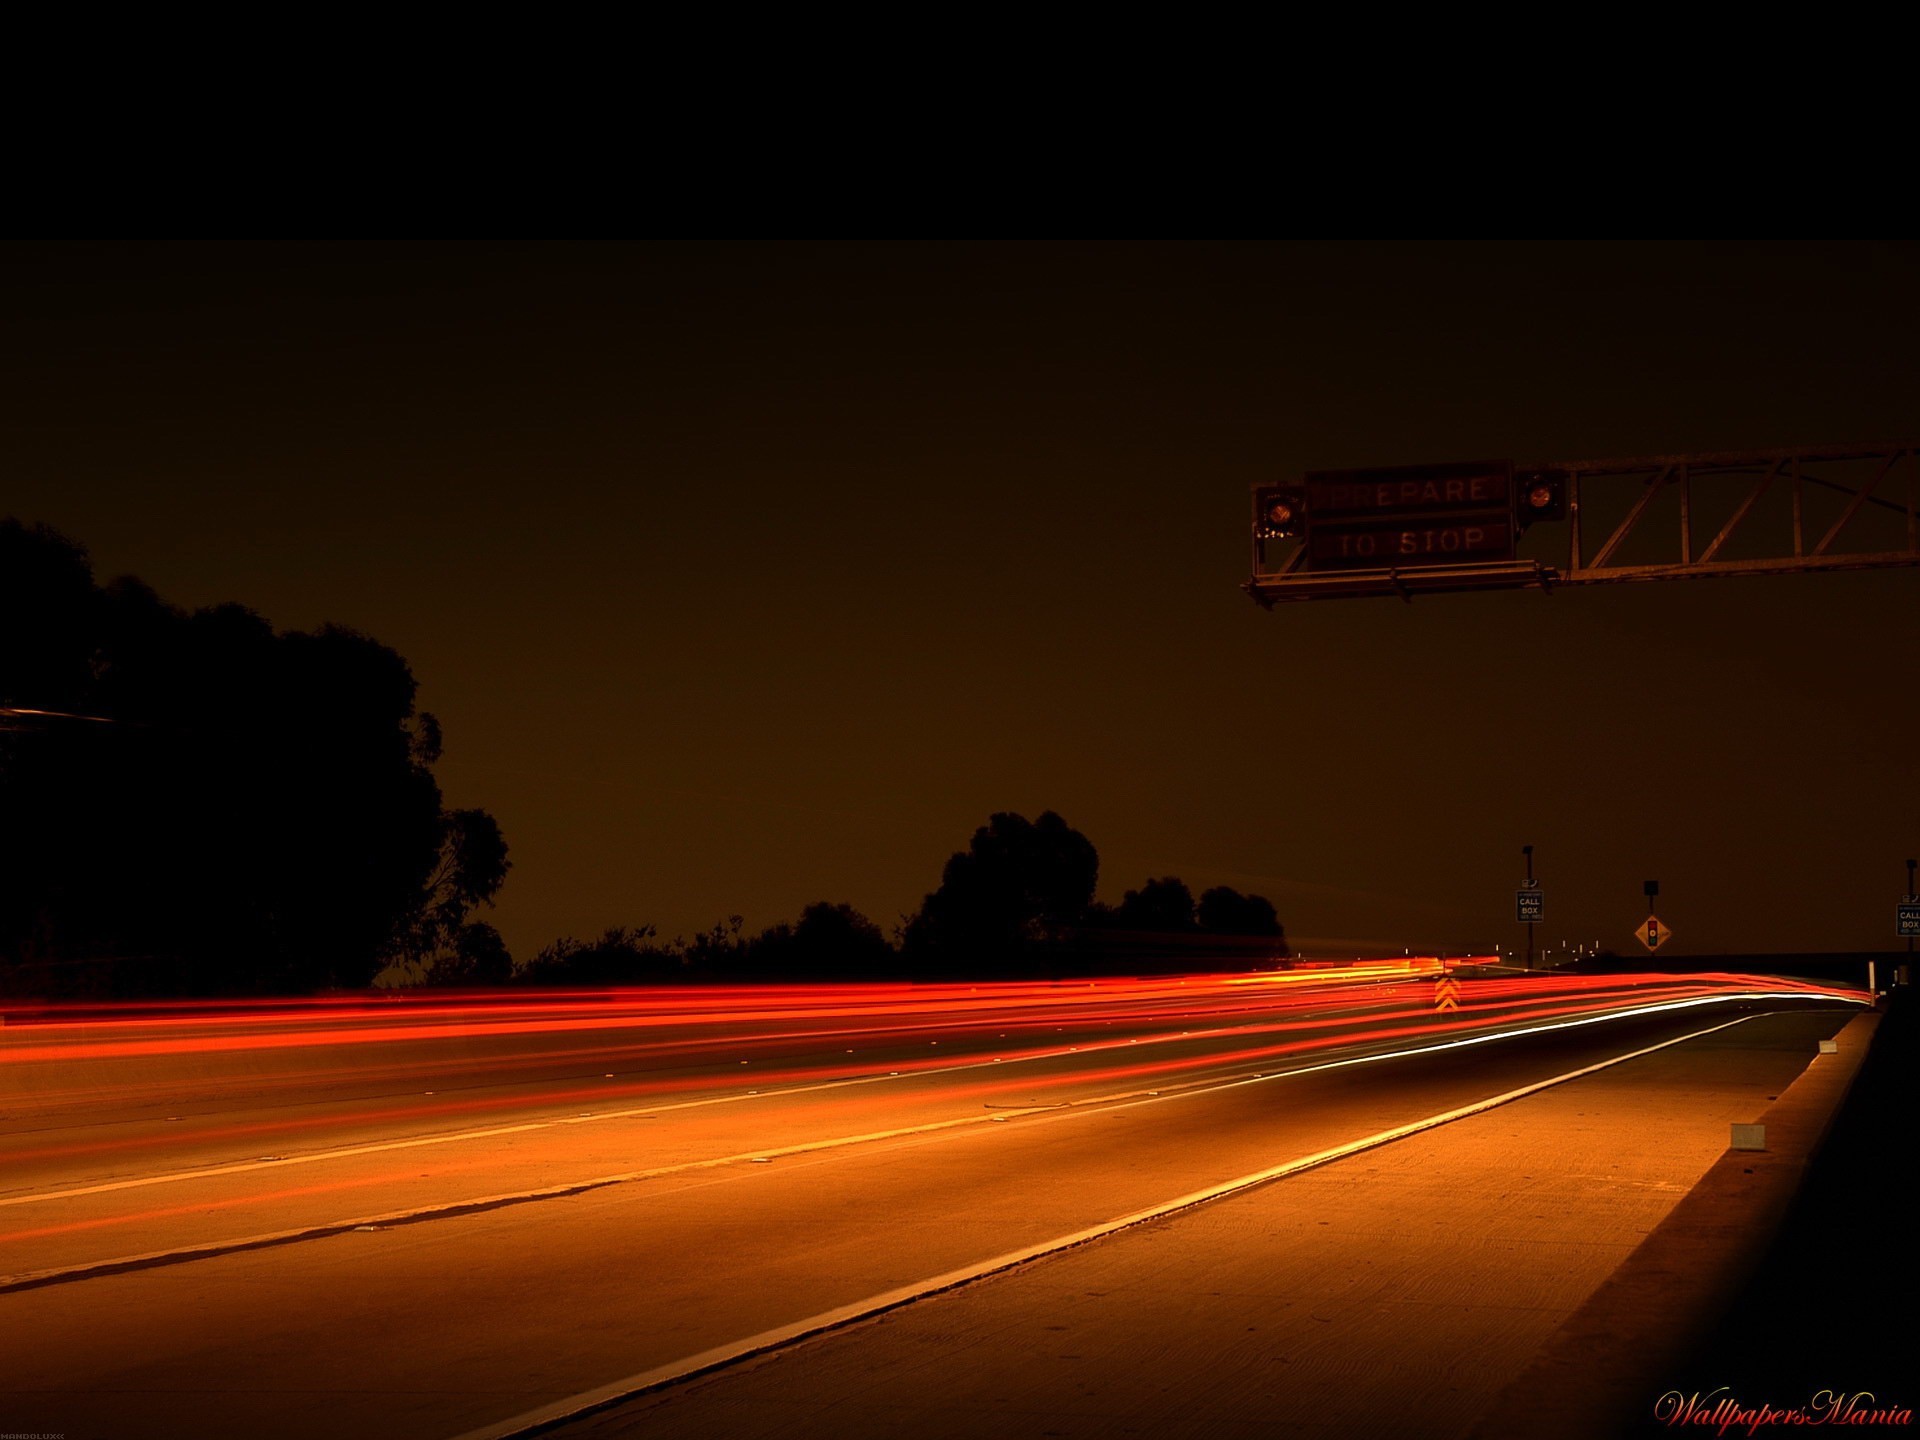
0 965 1868 1439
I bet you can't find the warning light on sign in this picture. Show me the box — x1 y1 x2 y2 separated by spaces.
1515 471 1567 527
1255 486 1307 539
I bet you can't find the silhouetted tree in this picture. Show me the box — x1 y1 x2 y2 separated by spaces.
0 520 95 712
389 809 512 978
424 922 514 986
1197 886 1288 952
901 810 1099 976
748 902 895 980
684 915 748 975
0 518 507 996
520 926 680 986
1114 877 1198 933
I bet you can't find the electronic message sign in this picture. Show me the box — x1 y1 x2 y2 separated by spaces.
1301 460 1516 571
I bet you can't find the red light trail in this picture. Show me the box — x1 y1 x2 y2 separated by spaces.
2 964 1861 1178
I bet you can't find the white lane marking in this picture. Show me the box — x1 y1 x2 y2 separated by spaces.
0 989 1847 1213
0 1050 1087 1205
0 1107 1048 1292
0 1105 1019 1222
0 1117 565 1207
446 1013 1766 1440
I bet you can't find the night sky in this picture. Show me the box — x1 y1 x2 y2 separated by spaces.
5 241 1915 961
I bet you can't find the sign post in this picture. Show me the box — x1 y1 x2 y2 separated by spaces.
1897 860 1918 991
1518 845 1539 968
1636 880 1668 953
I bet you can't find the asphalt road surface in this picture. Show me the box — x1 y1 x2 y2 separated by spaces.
0 967 1866 1439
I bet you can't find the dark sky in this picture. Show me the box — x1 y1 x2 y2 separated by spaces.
5 241 1916 960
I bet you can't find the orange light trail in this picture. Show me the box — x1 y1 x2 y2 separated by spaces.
1 966 1864 1178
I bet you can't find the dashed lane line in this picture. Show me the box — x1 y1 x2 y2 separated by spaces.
447 1015 1765 1440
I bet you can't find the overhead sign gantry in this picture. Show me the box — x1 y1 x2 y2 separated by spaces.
1247 442 1920 604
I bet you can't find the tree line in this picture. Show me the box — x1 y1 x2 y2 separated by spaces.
511 813 1286 989
1 520 1285 997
